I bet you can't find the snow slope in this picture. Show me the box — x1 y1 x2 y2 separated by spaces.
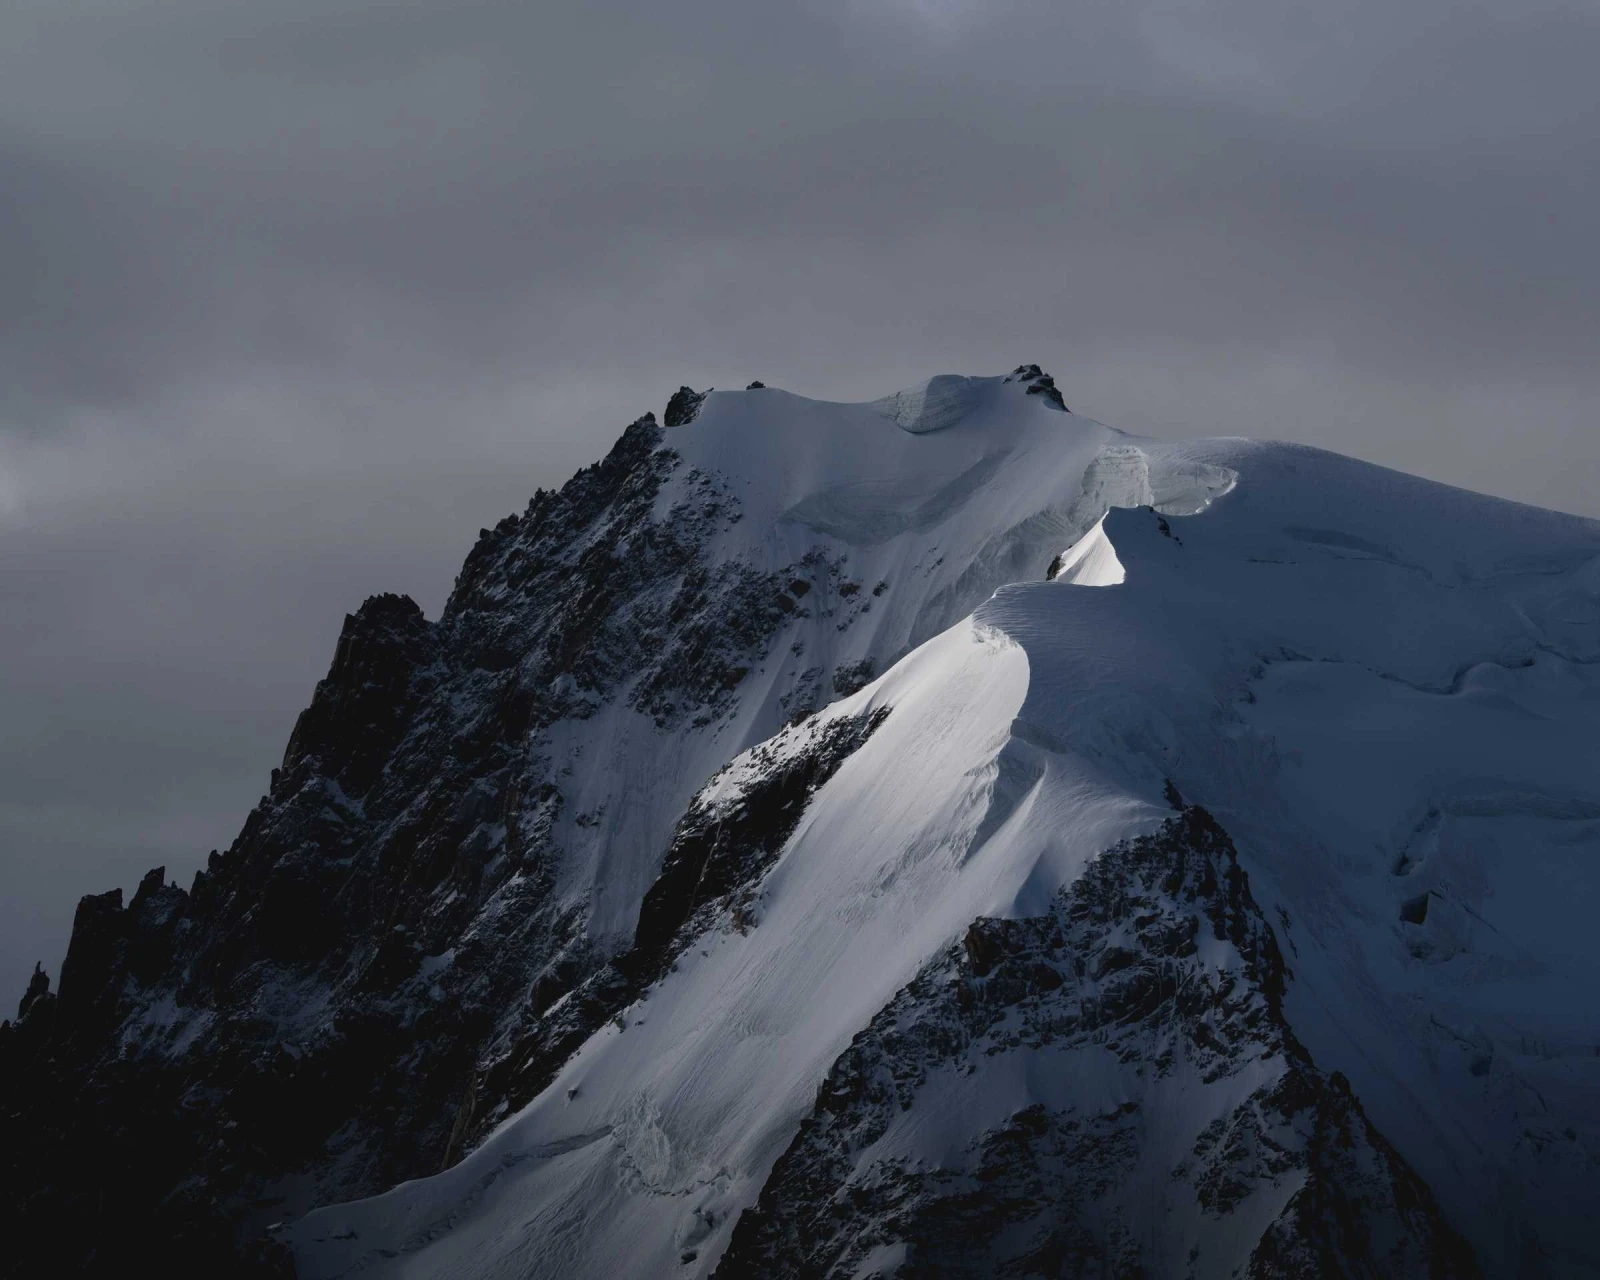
290 379 1600 1277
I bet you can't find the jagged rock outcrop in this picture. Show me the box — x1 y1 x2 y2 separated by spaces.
717 807 1479 1278
665 385 710 427
1006 362 1069 412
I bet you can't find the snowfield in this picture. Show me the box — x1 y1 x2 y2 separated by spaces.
287 373 1600 1278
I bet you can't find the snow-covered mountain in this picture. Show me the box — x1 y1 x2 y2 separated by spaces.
5 367 1598 1278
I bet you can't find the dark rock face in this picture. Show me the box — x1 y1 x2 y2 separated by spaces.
630 706 889 965
665 385 710 427
830 657 875 697
1007 363 1069 412
717 807 1478 1279
280 593 434 796
15 963 49 1021
0 411 828 1277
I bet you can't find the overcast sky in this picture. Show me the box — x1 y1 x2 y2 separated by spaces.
4 0 1598 1012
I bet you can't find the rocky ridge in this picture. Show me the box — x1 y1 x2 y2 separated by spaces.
717 803 1478 1278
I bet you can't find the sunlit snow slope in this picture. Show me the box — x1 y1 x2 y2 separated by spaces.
292 376 1600 1278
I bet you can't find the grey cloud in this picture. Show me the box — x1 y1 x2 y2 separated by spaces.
3 0 1598 1008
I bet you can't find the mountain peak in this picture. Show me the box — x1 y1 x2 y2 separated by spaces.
6 372 1599 1278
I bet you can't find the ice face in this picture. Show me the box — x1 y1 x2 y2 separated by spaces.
871 372 984 434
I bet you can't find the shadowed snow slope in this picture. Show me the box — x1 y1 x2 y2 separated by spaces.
290 397 1600 1278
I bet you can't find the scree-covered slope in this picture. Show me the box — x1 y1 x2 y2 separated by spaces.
286 384 1600 1278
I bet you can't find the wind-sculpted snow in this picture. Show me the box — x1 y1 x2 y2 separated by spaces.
1047 512 1126 585
873 373 985 434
